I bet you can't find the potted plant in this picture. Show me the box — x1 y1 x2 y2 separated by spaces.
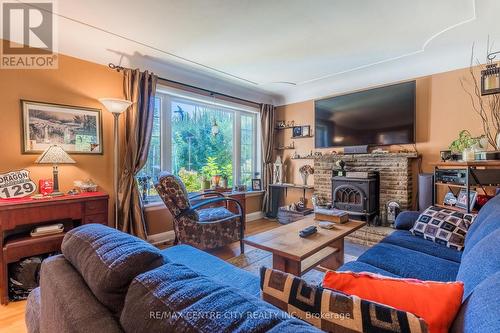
200 172 211 191
201 156 220 189
220 163 232 189
449 130 480 161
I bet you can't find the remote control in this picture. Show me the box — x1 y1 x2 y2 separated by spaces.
299 225 317 238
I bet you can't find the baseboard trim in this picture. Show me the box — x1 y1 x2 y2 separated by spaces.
147 230 175 245
246 211 265 222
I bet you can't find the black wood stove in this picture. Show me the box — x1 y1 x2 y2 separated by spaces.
332 173 380 225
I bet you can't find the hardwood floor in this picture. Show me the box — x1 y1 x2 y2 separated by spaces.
0 298 26 333
0 218 363 333
207 218 279 260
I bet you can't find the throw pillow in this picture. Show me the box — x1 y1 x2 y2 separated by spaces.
323 270 464 333
61 224 165 316
410 206 476 250
260 267 428 333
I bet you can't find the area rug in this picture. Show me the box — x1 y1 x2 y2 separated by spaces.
227 241 364 285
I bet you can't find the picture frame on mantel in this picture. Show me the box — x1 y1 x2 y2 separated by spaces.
21 100 103 154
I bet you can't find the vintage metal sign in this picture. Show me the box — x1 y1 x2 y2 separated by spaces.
0 169 37 199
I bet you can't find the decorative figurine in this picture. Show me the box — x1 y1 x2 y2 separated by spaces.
273 156 283 184
137 176 152 203
335 160 346 176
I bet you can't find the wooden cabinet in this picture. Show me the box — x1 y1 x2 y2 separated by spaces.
226 193 246 216
0 192 109 304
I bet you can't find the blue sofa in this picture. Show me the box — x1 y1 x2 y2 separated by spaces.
27 195 499 332
337 194 500 332
163 195 500 332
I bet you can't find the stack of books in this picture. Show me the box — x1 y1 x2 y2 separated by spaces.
314 207 349 223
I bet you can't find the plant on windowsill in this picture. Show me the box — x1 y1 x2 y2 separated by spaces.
220 163 232 189
201 156 220 190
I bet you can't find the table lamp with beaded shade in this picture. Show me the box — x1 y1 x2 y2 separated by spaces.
35 145 76 196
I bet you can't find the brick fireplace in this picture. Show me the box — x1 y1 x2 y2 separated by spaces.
314 152 418 244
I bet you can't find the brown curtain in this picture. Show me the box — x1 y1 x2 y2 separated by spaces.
260 104 275 213
118 69 158 239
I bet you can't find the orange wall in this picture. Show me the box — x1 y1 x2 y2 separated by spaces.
276 66 484 186
0 48 264 235
0 52 124 225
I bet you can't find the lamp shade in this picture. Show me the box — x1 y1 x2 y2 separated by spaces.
98 98 132 114
35 145 76 164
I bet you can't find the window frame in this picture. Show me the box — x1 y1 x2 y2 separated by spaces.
153 85 261 192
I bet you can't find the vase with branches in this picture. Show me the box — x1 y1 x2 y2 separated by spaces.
460 42 500 150
299 165 314 185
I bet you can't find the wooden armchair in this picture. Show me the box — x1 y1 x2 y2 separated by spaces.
155 172 244 253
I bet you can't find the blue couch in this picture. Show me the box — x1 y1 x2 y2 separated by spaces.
336 194 500 332
163 195 500 332
27 195 499 332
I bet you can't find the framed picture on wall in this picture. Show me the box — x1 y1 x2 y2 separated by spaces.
292 126 303 137
22 100 103 154
302 125 310 136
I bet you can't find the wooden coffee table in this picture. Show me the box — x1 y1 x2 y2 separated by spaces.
243 216 365 276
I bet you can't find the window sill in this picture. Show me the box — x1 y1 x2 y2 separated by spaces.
142 190 265 212
244 190 265 197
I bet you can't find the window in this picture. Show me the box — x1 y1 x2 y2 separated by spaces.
138 87 260 201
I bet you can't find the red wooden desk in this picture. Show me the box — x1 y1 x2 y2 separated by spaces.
0 192 109 304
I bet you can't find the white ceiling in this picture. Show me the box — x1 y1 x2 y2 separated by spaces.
16 0 500 105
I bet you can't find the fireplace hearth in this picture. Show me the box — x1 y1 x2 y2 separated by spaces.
332 173 380 225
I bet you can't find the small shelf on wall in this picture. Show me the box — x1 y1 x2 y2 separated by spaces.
291 135 314 139
291 157 314 160
275 146 295 150
274 124 308 130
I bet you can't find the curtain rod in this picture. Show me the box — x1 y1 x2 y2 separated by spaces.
108 63 262 107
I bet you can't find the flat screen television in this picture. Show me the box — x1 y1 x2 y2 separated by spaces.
315 81 416 148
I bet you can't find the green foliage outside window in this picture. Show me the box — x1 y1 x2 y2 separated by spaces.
171 103 234 188
177 168 201 192
139 98 254 199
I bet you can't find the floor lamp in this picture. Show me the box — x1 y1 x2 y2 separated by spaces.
98 98 132 229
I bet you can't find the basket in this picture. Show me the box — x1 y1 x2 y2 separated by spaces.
277 207 313 225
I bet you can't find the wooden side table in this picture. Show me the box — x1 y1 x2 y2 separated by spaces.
0 192 109 304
